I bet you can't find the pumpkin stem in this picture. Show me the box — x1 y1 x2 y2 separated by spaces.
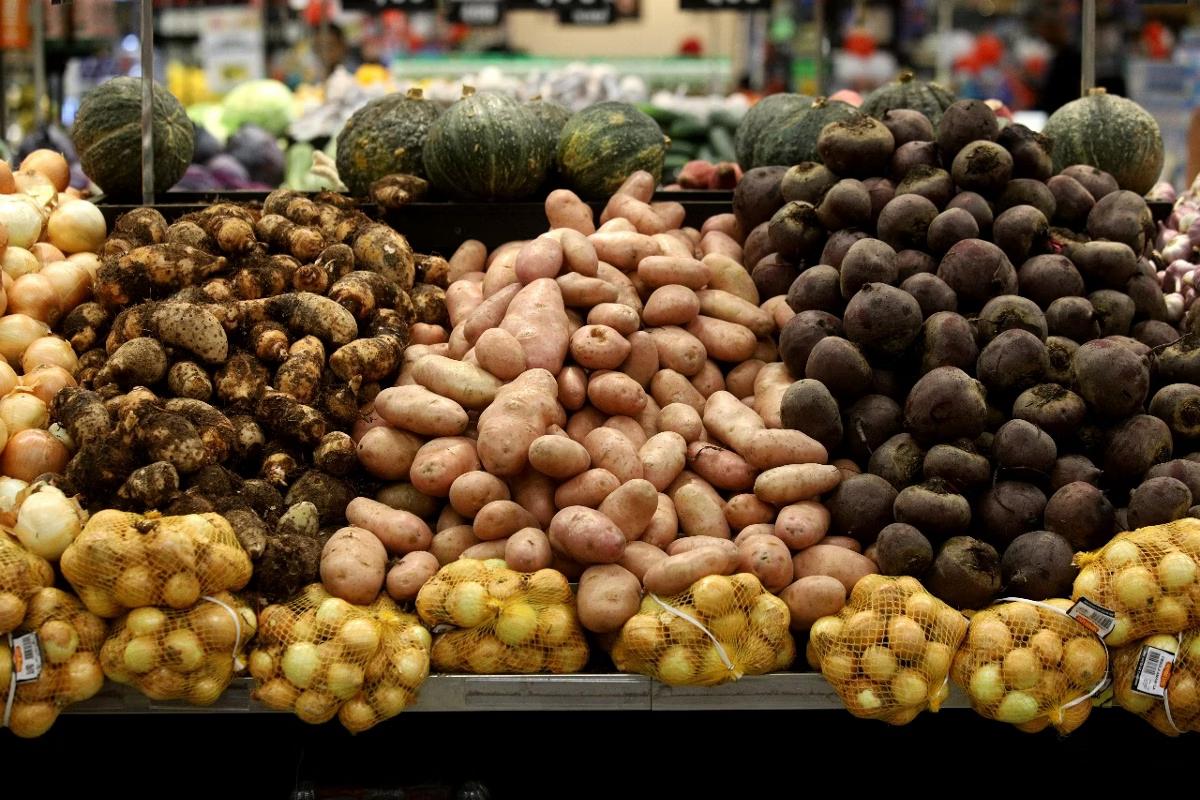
462 85 477 98
812 97 827 108
406 88 424 100
1088 87 1108 96
530 94 542 101
898 71 915 83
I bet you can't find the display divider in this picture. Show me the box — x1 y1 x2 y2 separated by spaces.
140 0 155 206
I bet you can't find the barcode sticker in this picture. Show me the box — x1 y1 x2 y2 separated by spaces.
12 632 42 683
1067 598 1118 638
1133 645 1175 697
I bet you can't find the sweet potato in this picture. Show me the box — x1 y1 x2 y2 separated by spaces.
476 368 561 476
791 544 877 592
549 506 626 564
642 547 738 595
320 527 387 604
345 496 433 554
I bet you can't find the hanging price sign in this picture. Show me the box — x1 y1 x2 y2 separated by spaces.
445 0 506 25
558 0 614 25
680 0 768 9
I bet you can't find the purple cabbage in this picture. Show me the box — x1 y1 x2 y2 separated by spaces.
225 124 285 187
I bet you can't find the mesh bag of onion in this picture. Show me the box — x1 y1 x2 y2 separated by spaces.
99 591 257 706
1113 628 1200 736
0 533 53 634
60 510 252 618
610 573 794 686
416 559 589 675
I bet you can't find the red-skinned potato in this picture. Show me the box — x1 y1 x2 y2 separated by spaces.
642 546 738 595
619 540 669 582
781 575 847 631
345 497 433 554
386 551 440 601
737 533 794 592
577 564 642 633
321 527 387 604
504 528 553 572
549 506 627 564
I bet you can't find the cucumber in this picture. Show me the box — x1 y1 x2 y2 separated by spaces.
709 108 744 131
640 104 680 127
697 145 717 163
667 140 697 159
708 126 737 162
668 114 708 142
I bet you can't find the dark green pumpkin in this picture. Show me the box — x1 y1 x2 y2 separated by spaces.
72 77 194 197
423 89 552 201
336 88 439 196
861 72 956 127
735 92 813 169
527 97 572 176
557 102 667 199
1042 88 1164 196
753 98 860 168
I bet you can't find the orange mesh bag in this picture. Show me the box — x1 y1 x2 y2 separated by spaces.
1072 519 1200 647
951 598 1107 734
1112 629 1200 736
60 510 253 618
810 575 968 724
416 559 589 674
2 588 107 738
610 573 794 686
0 533 53 634
99 591 258 706
250 585 430 731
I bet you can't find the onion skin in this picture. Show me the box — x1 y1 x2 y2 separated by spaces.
1 429 68 482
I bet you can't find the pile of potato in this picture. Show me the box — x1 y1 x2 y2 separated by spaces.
951 599 1105 733
0 532 53 633
1113 629 1200 735
60 510 252 618
250 585 430 732
416 559 588 674
1 587 106 738
610 572 793 686
1072 518 1200 646
809 575 966 724
99 590 257 705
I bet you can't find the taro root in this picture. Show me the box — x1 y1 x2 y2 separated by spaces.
1001 531 1077 601
1128 476 1192 529
951 141 1013 196
1045 297 1100 342
1012 384 1087 439
895 249 937 281
926 207 980 255
1087 190 1155 255
937 99 1000 158
768 201 825 262
778 309 842 376
1044 482 1114 550
926 535 1001 610
922 443 991 492
1150 383 1200 440
992 419 1057 475
844 394 903 463
1063 164 1119 200
1017 254 1084 309
904 366 987 443
936 239 1017 309
979 482 1047 548
1069 240 1139 289
843 282 922 356
1050 455 1101 490
891 141 941 181
882 108 935 147
992 204 1050 265
733 165 788 230
996 179 1056 219
895 165 955 209
876 193 938 251
997 124 1053 181
901 273 957 318
919 311 979 374
875 523 934 576
1103 414 1173 483
1047 174 1095 228
976 329 1048 396
804 337 873 400
816 115 896 177
825 473 898 542
977 295 1047 342
1072 338 1149 419
751 253 800 299
787 265 843 314
839 238 897 299
868 432 926 490
780 162 838 204
946 191 994 235
863 177 895 224
893 479 972 539
816 179 872 230
780 379 843 451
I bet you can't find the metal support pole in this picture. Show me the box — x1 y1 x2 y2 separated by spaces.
31 0 46 127
813 0 826 96
1080 0 1095 95
141 0 155 205
936 0 953 87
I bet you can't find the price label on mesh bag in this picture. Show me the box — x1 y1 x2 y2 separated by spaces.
12 632 42 683
1133 645 1175 697
1067 598 1117 638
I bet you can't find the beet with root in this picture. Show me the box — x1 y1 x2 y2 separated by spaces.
979 482 1047 548
875 523 934 576
843 282 922 356
1001 530 1077 600
882 108 935 147
937 100 1000 157
734 165 788 230
876 193 938 251
1088 290 1136 337
891 141 941 181
817 115 895 177
893 479 971 539
919 312 979 373
769 200 826 262
868 433 926 490
975 329 1048 396
1069 240 1139 289
895 166 955 209
1072 338 1149 419
780 378 843 451
1157 335 1200 385
826 473 899 543
1050 455 1101 490
1062 164 1119 200
1104 414 1173 483
1045 297 1099 342
926 207 980 255
1145 459 1200 501
804 337 873 400
1151 383 1200 441
845 394 903 462
1011 384 1086 439
926 535 1001 610
1046 174 1095 229
993 419 1057 477
863 177 895 224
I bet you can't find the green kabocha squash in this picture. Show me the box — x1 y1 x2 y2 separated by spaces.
423 88 551 201
557 102 668 199
1042 88 1164 196
735 92 813 169
753 97 860 168
72 76 194 197
336 88 439 196
861 72 956 127
527 97 572 176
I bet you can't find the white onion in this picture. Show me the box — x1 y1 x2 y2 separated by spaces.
46 200 106 255
21 336 78 374
0 314 49 365
13 483 85 560
46 422 73 451
0 196 44 247
2 246 41 279
0 388 48 434
0 475 28 526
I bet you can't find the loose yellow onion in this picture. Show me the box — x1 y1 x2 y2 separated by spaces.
29 242 65 266
21 364 75 405
9 274 61 325
12 170 55 208
39 261 91 313
0 160 14 193
0 360 17 396
21 336 78 375
2 246 40 279
67 252 100 284
20 150 69 193
46 200 105 255
0 388 47 434
0 197 44 247
0 475 28 526
1 428 68 482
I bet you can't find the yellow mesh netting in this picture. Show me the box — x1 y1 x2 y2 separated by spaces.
60 510 253 618
610 573 794 686
810 575 968 724
951 598 1106 734
250 585 430 732
99 591 257 706
0 533 53 634
1113 629 1200 736
1073 519 1200 647
2 588 107 738
417 559 589 675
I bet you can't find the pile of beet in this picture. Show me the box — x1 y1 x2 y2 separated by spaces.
736 98 1192 610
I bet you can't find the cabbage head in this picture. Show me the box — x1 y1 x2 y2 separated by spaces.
221 79 294 137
